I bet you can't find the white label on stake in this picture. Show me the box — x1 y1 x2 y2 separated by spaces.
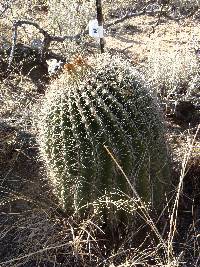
98 26 104 38
89 19 99 38
89 19 104 38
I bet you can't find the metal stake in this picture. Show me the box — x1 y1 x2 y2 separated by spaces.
96 0 104 53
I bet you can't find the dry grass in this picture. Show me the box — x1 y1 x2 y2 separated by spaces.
145 39 200 110
106 16 200 97
0 127 199 266
1 144 199 266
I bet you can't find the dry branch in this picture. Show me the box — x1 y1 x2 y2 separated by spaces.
162 5 199 21
149 4 199 36
7 20 81 68
8 20 18 69
105 9 146 28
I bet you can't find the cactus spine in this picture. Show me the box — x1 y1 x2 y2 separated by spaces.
38 54 170 217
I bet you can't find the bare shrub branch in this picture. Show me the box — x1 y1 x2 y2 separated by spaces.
105 9 146 28
7 19 82 68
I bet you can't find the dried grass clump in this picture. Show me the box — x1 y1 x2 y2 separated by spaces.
0 208 73 267
147 47 199 96
0 76 39 129
0 201 131 267
0 194 184 267
145 44 199 101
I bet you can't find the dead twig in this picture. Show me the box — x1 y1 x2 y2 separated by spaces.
149 2 169 37
149 4 199 37
163 5 199 21
105 9 146 28
7 20 81 69
7 20 18 69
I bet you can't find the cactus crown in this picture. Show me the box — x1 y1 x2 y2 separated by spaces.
38 53 170 216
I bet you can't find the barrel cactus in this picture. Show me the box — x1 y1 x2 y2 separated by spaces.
38 53 170 219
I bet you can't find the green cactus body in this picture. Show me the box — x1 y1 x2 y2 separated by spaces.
39 54 170 219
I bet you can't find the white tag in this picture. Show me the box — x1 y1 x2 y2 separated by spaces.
89 19 104 38
98 26 104 38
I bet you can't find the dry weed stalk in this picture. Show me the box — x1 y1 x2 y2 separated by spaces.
104 146 180 266
167 124 200 259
